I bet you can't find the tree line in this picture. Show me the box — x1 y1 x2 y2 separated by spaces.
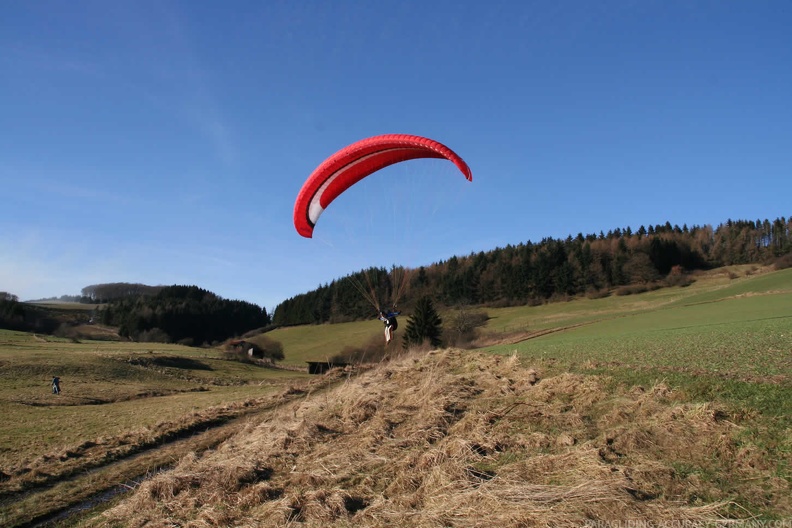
1 285 271 345
81 282 164 303
0 292 82 334
100 285 270 345
3 216 789 341
272 216 791 326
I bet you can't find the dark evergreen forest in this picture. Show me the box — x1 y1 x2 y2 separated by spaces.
272 217 792 326
1 286 270 345
99 285 269 345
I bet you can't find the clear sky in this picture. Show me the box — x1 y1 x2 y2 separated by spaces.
1 1 790 311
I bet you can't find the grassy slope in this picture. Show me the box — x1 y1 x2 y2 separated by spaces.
486 289 790 376
480 267 791 424
86 265 789 526
266 321 381 366
265 266 791 477
0 334 309 470
0 332 319 527
1 265 789 525
269 266 792 367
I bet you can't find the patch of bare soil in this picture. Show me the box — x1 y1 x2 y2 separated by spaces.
474 326 569 348
474 322 597 348
70 324 124 341
90 349 790 527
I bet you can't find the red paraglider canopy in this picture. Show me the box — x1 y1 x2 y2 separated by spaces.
293 134 472 238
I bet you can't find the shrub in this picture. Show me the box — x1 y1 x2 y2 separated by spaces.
53 323 79 340
623 253 660 283
222 335 285 363
773 253 792 270
615 284 647 296
257 335 285 361
137 328 171 343
330 334 387 364
664 274 695 288
445 308 489 349
585 288 610 299
664 266 695 288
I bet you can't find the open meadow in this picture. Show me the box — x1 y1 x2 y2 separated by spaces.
0 265 790 526
267 265 791 372
86 263 791 526
481 266 791 424
0 333 315 527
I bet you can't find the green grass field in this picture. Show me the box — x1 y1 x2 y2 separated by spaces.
268 265 791 367
0 333 309 470
476 267 791 415
487 293 790 375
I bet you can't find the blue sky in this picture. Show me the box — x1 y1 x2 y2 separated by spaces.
1 0 790 311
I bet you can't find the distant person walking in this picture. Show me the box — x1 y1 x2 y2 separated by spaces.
51 376 60 395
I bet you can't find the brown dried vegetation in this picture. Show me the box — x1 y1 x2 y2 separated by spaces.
92 350 789 527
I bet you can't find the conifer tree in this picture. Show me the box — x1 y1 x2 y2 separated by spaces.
402 296 443 349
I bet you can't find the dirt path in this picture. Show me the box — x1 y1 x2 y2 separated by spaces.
1 371 346 528
18 415 248 528
475 322 594 347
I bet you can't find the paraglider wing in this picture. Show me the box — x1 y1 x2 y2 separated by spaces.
293 134 472 238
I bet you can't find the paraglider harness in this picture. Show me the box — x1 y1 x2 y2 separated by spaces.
379 309 400 331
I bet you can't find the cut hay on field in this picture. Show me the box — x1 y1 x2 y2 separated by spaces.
92 349 789 527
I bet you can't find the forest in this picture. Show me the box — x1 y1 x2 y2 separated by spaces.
0 286 269 346
271 217 792 326
2 216 789 343
99 285 269 345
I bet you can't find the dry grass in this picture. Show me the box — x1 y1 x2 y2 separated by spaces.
89 349 789 527
0 372 346 528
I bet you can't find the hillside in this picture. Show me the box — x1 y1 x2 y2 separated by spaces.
272 217 792 326
1 265 788 526
92 348 789 526
84 265 790 526
263 264 792 367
